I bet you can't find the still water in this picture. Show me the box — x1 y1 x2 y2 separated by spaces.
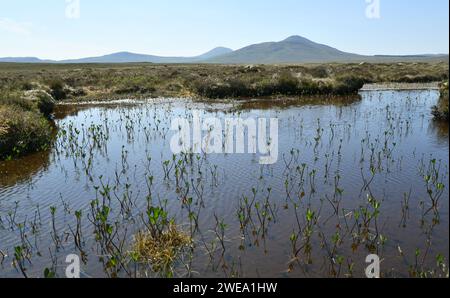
0 89 448 278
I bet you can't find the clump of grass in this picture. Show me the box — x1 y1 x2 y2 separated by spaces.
48 79 67 100
0 92 35 111
0 118 8 136
192 73 365 99
192 78 251 99
333 75 368 95
130 224 192 276
35 91 55 118
0 92 54 159
0 104 53 159
432 81 449 121
114 77 157 95
22 90 55 118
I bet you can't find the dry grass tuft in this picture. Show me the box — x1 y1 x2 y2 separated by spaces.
130 224 192 275
0 122 8 136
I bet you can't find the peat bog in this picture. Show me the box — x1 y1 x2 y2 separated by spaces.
0 83 448 278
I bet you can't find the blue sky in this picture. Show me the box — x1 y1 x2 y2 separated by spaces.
0 0 448 60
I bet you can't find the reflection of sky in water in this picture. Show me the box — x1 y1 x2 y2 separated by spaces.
0 90 448 278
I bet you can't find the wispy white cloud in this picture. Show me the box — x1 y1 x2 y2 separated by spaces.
0 18 32 35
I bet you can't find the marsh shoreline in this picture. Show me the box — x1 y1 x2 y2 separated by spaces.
0 62 448 160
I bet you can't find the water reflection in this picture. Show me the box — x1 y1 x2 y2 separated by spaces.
0 150 51 188
230 95 361 111
429 120 449 145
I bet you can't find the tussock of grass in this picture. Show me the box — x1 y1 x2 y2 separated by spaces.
130 224 192 275
192 74 366 99
0 104 52 159
0 121 8 136
0 92 54 159
433 81 449 121
48 79 67 100
23 90 55 118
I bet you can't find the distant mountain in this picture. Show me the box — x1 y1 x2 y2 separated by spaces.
193 47 233 60
61 52 167 64
60 47 233 64
207 35 449 64
0 47 233 64
0 57 51 63
208 36 365 64
0 36 448 64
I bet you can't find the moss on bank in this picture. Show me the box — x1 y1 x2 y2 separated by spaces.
432 81 449 121
0 92 55 160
